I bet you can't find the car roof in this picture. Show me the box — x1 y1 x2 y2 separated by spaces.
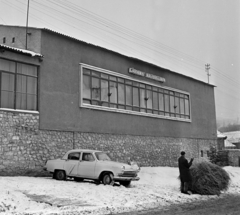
67 149 102 153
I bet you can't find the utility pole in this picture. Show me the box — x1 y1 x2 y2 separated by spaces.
25 0 30 49
205 63 211 84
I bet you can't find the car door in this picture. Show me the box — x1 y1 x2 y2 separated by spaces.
77 152 97 179
64 152 81 176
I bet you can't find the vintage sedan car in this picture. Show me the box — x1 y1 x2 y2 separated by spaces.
44 149 140 187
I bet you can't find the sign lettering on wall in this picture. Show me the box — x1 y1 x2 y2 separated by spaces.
129 68 165 83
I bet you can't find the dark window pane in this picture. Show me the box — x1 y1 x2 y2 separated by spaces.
185 99 190 115
16 93 27 109
133 107 140 112
158 93 164 111
125 80 132 85
17 75 27 93
158 88 163 93
180 93 185 98
126 85 132 105
170 95 174 113
83 99 91 104
118 78 124 83
83 68 91 75
2 73 14 91
146 90 152 109
0 59 15 73
110 104 117 108
27 94 37 110
1 91 14 108
118 105 125 109
101 73 108 79
133 82 139 87
109 76 117 81
164 94 169 112
17 63 37 76
140 89 146 108
101 79 108 102
83 75 91 99
175 97 180 114
27 77 37 94
92 77 100 100
92 71 100 77
118 83 125 104
92 100 101 106
180 98 185 114
109 82 117 103
153 92 158 110
146 85 151 90
102 102 109 107
133 87 139 106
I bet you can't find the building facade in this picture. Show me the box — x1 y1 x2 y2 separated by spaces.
0 25 217 175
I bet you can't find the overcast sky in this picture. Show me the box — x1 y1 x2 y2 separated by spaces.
1 0 239 123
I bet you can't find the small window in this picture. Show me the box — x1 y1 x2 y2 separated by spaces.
3 37 6 43
82 153 95 161
201 150 203 157
68 152 80 160
12 37 15 43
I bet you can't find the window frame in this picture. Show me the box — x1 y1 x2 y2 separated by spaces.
0 57 39 112
79 63 191 122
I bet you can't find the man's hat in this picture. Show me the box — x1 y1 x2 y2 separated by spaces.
181 151 185 155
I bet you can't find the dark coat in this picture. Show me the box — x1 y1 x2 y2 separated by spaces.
178 155 193 182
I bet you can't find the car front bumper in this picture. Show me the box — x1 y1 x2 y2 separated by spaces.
114 176 140 181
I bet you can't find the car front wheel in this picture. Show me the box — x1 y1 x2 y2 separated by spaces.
102 173 114 185
54 170 66 180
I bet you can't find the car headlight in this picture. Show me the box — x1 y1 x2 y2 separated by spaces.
121 165 125 172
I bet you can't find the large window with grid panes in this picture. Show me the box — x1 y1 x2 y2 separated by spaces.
81 64 190 121
0 58 38 111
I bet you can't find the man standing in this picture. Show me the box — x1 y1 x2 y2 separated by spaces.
178 151 194 195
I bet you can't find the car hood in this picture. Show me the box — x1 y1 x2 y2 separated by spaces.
100 160 139 171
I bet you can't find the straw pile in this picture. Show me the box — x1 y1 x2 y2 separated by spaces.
189 161 230 195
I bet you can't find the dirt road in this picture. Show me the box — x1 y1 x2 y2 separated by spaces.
115 193 240 215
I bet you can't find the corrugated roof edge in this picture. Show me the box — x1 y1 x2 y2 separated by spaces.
0 25 215 87
0 44 43 58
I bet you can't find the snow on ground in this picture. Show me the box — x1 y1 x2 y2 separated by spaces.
0 166 240 215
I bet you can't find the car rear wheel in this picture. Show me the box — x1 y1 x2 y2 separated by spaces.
119 181 131 187
55 170 66 180
102 173 114 185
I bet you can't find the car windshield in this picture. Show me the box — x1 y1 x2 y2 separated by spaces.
95 152 112 161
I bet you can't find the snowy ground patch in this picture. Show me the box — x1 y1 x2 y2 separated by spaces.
0 166 240 215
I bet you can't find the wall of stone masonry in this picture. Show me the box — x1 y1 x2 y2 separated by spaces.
227 149 240 166
0 110 217 176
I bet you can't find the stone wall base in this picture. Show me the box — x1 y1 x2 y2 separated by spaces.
226 149 240 166
0 111 217 176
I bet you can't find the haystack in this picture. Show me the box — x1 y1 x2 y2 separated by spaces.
189 161 230 195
